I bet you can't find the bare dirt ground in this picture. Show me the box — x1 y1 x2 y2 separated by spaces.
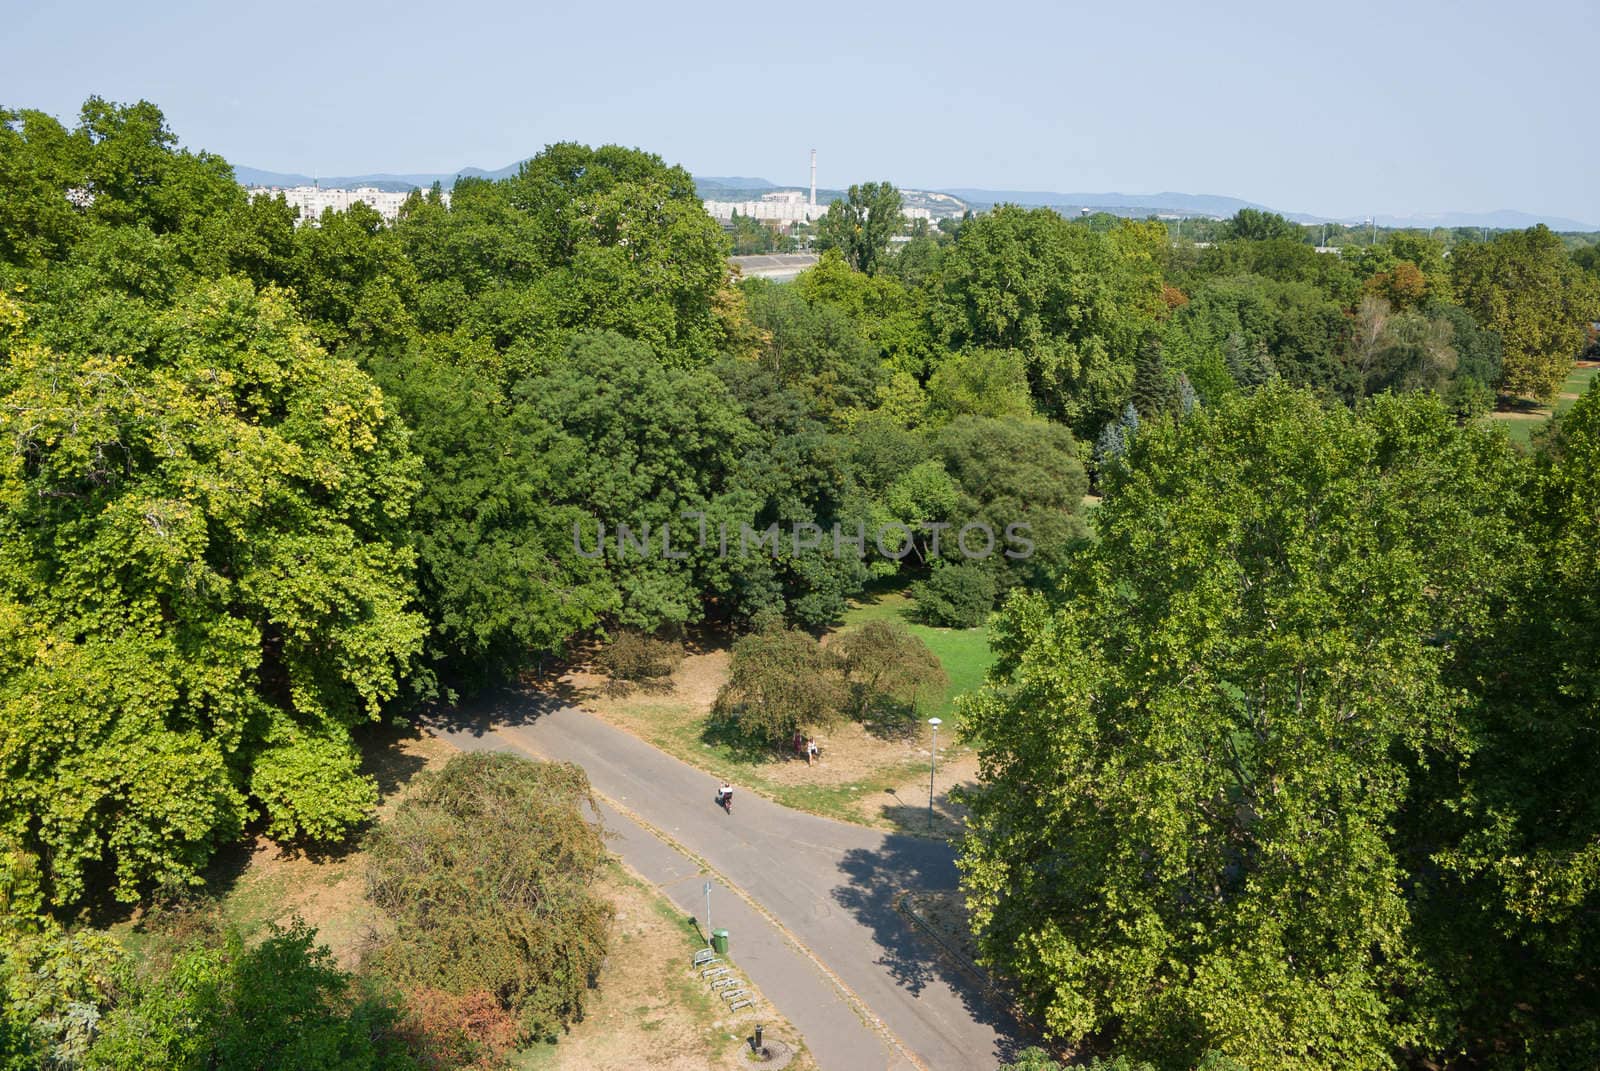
200 726 458 967
524 861 814 1071
862 751 978 837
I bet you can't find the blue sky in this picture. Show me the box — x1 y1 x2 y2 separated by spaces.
5 0 1596 223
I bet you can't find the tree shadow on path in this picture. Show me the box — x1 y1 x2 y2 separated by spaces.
832 833 1034 1064
416 684 566 740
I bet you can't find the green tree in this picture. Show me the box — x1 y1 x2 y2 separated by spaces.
909 560 997 628
88 921 415 1071
712 627 846 745
930 207 1165 433
0 283 425 906
1221 209 1304 243
832 619 947 721
923 347 1035 424
815 181 903 276
1451 225 1600 401
958 386 1528 1068
1403 381 1600 1068
366 343 613 675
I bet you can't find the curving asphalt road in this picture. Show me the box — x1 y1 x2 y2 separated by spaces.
427 690 1023 1071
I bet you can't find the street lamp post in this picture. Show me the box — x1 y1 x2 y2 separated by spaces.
927 717 943 830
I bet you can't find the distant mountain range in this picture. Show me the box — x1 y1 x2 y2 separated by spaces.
233 163 522 192
233 164 1599 232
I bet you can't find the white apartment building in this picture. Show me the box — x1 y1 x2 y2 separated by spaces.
245 185 449 226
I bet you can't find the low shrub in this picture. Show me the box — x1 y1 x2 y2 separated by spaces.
595 631 684 694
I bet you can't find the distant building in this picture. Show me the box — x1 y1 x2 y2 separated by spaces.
703 188 939 224
703 190 829 224
245 185 448 226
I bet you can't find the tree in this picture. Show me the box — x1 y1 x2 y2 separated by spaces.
0 283 425 907
1451 226 1600 401
366 343 613 676
511 331 756 632
958 386 1529 1068
909 560 997 628
1130 331 1177 418
815 181 902 276
712 627 846 745
923 348 1035 424
1221 209 1304 243
832 620 947 722
87 922 416 1071
930 207 1165 434
931 415 1089 584
364 754 611 1045
741 277 882 419
1402 383 1600 1068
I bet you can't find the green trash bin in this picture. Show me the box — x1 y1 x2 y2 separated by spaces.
711 929 730 955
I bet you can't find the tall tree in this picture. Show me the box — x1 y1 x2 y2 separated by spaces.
959 386 1528 1068
0 283 425 906
815 181 903 276
930 207 1165 434
1451 226 1600 402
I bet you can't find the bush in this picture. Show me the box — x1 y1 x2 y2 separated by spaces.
910 561 997 628
594 631 684 694
711 627 846 747
391 987 518 1071
0 918 123 1071
364 754 611 1044
86 920 414 1071
832 620 947 727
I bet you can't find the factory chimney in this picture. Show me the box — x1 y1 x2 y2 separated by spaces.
809 149 816 207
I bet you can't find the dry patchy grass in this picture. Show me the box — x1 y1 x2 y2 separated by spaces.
518 861 813 1071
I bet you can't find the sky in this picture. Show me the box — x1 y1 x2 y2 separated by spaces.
5 0 1597 225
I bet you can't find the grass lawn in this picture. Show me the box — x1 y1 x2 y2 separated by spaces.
1491 362 1599 448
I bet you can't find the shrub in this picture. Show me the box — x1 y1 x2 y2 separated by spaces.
910 561 997 628
86 920 414 1071
392 987 518 1071
832 620 947 727
364 754 611 1044
712 627 846 747
594 631 684 694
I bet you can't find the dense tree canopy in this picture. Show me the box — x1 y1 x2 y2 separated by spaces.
6 95 1600 1069
1450 225 1600 401
0 283 424 905
958 384 1600 1068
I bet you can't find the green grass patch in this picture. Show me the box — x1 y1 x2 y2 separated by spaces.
1556 364 1599 415
1491 363 1599 448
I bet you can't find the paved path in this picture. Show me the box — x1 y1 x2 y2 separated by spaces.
429 691 1021 1071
